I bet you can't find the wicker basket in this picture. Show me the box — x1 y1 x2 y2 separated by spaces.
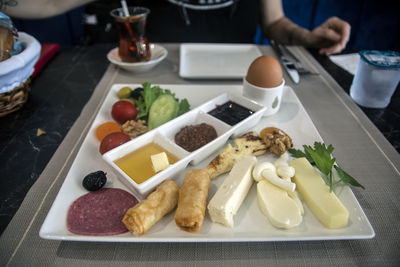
0 32 40 117
0 78 31 117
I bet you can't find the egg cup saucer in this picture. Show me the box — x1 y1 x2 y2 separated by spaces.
107 44 168 73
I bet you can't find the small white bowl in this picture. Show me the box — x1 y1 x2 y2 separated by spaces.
107 44 167 72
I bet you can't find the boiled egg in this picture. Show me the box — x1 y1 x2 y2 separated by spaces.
246 55 283 88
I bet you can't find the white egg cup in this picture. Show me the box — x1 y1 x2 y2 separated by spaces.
242 78 285 116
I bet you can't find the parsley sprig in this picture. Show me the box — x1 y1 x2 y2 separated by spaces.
289 142 365 192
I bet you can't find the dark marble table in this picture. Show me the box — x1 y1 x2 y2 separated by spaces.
0 44 398 236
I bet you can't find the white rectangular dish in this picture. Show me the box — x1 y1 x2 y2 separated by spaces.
179 44 262 79
39 84 375 242
102 92 266 197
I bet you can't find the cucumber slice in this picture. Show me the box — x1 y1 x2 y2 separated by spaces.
148 94 179 130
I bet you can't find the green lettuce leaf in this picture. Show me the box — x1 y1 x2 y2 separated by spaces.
136 82 190 121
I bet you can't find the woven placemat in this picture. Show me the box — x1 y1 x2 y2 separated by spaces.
0 45 399 267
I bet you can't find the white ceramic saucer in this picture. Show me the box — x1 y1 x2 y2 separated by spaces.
107 44 167 72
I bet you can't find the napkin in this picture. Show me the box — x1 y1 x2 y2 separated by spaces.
329 53 360 75
0 32 41 94
31 43 60 78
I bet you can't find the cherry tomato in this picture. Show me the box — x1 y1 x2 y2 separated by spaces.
111 100 137 124
99 132 131 155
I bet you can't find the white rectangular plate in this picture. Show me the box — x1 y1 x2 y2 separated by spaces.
179 44 262 79
40 84 375 242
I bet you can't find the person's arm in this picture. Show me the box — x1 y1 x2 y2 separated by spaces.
1 0 95 19
260 0 350 55
260 0 310 45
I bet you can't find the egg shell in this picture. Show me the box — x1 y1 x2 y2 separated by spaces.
246 55 283 88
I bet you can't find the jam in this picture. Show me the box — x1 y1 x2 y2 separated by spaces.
208 101 254 126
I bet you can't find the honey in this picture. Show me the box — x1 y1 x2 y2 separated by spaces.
114 142 179 184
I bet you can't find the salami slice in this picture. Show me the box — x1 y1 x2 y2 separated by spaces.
67 188 138 236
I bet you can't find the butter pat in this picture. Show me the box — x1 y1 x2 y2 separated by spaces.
151 152 170 173
207 155 257 228
290 157 349 229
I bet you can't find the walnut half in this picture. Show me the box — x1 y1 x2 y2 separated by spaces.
122 120 148 138
262 127 293 156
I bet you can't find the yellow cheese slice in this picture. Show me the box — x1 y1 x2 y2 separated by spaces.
290 157 349 229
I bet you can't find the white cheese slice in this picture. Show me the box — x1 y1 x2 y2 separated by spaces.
257 179 303 229
290 157 349 229
287 190 304 215
207 155 257 228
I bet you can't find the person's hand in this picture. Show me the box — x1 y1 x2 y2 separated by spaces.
308 16 351 55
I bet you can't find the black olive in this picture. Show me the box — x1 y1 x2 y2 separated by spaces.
130 87 144 100
82 171 107 191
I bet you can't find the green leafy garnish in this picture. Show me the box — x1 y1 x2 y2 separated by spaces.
289 142 365 192
177 99 190 116
334 165 365 189
136 82 163 120
304 143 335 185
289 147 314 164
136 82 190 121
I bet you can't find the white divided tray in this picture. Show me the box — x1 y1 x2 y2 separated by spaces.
103 92 266 197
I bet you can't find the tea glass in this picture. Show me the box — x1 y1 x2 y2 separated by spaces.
110 7 151 63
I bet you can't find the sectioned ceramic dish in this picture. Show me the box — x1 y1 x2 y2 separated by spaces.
103 92 266 197
107 44 167 72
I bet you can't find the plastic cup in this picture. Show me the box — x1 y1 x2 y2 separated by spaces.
350 50 400 108
110 7 151 63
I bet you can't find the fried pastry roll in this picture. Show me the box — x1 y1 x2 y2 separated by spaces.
174 169 211 233
122 179 179 235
